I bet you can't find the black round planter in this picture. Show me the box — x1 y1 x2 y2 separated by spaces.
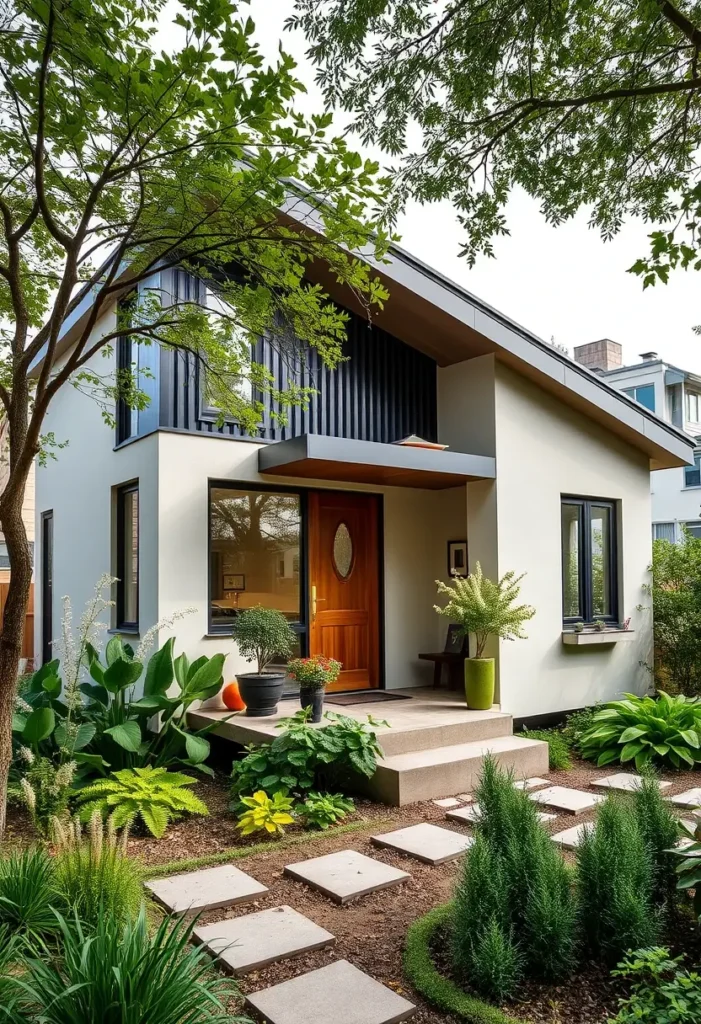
236 672 286 717
299 688 325 723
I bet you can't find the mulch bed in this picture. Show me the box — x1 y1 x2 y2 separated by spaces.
5 754 701 1023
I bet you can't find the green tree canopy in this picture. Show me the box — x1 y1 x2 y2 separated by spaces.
0 0 389 836
291 0 701 282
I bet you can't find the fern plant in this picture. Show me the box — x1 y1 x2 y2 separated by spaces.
236 790 295 836
435 562 535 657
76 766 208 839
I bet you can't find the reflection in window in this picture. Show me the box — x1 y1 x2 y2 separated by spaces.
591 505 611 616
561 503 581 618
209 487 301 628
116 484 139 628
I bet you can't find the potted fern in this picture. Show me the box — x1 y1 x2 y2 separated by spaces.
287 655 342 722
230 606 296 717
435 563 535 710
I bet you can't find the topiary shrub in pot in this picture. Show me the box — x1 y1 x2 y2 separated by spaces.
287 655 342 722
231 606 296 717
435 563 535 710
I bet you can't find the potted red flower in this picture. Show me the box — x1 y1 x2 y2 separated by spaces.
287 655 342 722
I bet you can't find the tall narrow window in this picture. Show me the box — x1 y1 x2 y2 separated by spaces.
116 294 138 444
41 511 53 664
116 484 139 628
561 497 618 624
209 485 302 632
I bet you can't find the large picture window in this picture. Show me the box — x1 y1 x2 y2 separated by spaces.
116 483 139 628
561 497 618 624
209 485 302 631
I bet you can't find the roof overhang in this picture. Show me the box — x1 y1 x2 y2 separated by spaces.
257 434 495 489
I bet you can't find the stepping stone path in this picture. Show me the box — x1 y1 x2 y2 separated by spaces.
432 797 461 808
529 785 604 815
371 823 473 865
194 905 334 975
145 863 267 915
447 804 556 825
247 959 416 1024
669 788 701 809
284 848 411 904
514 777 550 791
551 823 594 850
592 772 672 792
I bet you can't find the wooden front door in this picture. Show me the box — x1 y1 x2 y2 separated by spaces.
308 491 380 691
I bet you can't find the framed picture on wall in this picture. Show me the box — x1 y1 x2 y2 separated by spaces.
223 573 246 591
447 540 468 578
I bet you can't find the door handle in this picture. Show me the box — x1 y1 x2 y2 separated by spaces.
311 585 326 622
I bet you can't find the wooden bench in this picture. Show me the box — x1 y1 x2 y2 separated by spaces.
419 625 469 690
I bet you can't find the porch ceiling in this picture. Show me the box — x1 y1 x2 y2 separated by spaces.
257 434 495 489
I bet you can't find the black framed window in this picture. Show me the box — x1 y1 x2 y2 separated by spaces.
116 483 139 628
116 293 138 444
685 451 701 488
208 483 304 639
41 511 53 664
561 497 618 624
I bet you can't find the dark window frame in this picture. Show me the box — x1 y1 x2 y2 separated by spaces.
40 510 53 664
561 496 619 625
622 383 655 412
116 482 139 629
116 292 138 445
684 450 701 488
207 480 309 647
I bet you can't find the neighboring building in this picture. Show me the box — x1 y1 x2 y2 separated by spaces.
573 341 701 543
34 251 693 724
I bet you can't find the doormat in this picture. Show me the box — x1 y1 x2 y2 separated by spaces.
324 692 412 706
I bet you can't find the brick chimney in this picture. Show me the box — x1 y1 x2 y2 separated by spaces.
573 339 623 373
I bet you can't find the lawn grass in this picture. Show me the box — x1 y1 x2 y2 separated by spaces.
403 903 527 1024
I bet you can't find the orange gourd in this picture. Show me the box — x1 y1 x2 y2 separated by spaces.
222 680 246 711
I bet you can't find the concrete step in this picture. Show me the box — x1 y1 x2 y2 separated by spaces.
375 709 513 756
368 735 550 806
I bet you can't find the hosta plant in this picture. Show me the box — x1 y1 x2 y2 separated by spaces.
76 766 209 839
579 692 701 770
296 791 354 829
236 790 295 836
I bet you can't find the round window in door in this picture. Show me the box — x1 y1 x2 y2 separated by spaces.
333 521 353 580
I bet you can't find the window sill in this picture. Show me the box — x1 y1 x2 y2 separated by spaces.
108 627 140 636
562 629 635 646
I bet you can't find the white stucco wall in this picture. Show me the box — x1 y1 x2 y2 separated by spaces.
493 363 653 719
34 314 159 659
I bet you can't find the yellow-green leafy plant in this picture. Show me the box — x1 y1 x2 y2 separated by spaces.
236 790 295 836
75 766 208 839
435 562 535 657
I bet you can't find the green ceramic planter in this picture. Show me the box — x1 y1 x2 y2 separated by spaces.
464 657 495 710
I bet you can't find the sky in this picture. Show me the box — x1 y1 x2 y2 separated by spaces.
163 2 701 374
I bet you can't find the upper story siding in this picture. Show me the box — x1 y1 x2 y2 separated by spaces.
127 269 438 446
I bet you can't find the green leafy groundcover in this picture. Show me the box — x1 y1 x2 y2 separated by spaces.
403 904 527 1024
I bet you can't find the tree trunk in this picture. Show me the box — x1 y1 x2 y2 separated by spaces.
0 494 32 840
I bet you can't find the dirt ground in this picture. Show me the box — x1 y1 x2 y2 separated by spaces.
6 757 701 1023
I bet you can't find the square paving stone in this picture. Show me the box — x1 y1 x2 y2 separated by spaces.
668 788 701 809
432 797 460 808
246 958 416 1024
514 777 550 791
447 805 556 825
284 849 410 904
194 905 334 975
592 772 672 792
529 786 604 815
371 823 473 865
145 863 267 915
457 794 474 802
551 823 594 850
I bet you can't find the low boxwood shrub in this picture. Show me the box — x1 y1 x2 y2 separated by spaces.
579 691 701 770
403 904 526 1024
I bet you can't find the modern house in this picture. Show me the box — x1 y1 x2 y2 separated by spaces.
574 341 701 543
32 242 694 800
